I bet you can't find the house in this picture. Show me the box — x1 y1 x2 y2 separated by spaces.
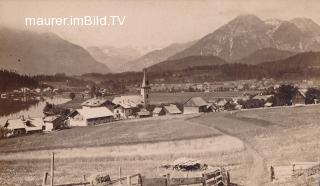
153 107 165 116
4 117 44 136
25 117 45 134
113 103 139 120
112 95 144 106
183 97 209 114
137 108 151 118
43 115 66 132
164 104 182 115
216 99 228 111
292 89 306 105
81 98 114 110
253 95 272 101
4 119 26 136
68 107 114 127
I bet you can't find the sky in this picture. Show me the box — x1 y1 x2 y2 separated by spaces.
0 0 320 50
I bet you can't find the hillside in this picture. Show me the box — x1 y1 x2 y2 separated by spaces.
148 55 227 72
0 27 111 75
260 51 320 70
238 48 296 65
124 41 196 72
169 15 320 62
0 69 38 92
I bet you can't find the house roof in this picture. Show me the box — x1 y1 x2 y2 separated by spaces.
153 107 164 114
43 116 60 122
164 104 182 114
81 98 110 107
297 89 307 98
253 95 272 100
216 99 228 106
137 108 151 116
183 97 207 107
112 95 144 108
75 107 113 119
5 119 25 130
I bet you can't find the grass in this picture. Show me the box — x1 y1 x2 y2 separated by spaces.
192 105 320 185
0 116 220 153
2 104 320 185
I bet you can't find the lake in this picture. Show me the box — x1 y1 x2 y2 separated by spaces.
0 97 70 126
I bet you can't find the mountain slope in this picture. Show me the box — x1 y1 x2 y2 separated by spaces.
170 15 320 62
238 48 296 65
125 41 196 72
87 46 141 73
0 27 111 75
148 55 227 72
260 51 320 70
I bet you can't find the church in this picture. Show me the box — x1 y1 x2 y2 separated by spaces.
112 69 151 119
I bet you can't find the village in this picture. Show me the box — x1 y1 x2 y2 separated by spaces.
2 69 320 138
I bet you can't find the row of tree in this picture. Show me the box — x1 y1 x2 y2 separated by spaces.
0 70 39 92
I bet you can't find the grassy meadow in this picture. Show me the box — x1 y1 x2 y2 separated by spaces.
1 104 320 185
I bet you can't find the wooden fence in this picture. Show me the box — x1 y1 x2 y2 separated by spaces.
40 152 230 186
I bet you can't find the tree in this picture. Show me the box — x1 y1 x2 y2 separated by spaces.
69 92 76 100
305 88 320 104
273 85 297 106
0 127 11 138
238 99 266 109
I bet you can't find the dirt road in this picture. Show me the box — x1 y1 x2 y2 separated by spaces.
191 113 268 186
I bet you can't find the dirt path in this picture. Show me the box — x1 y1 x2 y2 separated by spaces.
191 114 268 186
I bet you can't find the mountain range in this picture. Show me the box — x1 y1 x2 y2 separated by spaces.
0 27 111 75
86 46 142 73
2 14 320 77
169 15 320 62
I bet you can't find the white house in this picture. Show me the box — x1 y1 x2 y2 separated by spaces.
68 107 114 127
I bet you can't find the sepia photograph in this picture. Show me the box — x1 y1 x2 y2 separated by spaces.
1 0 320 185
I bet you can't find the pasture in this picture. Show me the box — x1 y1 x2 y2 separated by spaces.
1 104 320 185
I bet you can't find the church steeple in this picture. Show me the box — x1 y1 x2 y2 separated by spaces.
141 68 151 106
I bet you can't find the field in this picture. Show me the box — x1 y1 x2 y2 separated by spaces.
1 105 320 185
192 105 320 185
149 91 260 104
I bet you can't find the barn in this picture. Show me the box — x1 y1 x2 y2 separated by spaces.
68 107 114 127
183 97 209 114
153 107 165 117
292 89 306 105
164 104 182 115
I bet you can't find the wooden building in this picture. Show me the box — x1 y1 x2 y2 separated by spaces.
68 107 114 127
183 97 209 114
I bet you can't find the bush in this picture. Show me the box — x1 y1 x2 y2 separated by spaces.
305 88 320 104
0 126 11 139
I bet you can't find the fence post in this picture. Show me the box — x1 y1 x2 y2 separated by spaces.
83 175 86 186
119 166 122 184
51 152 54 186
202 173 207 186
42 172 48 186
127 175 131 186
166 173 170 186
138 174 142 186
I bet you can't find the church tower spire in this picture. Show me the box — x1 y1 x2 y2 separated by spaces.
141 68 151 106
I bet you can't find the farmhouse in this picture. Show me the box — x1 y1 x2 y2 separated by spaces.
137 108 151 118
68 107 114 127
164 104 182 115
4 117 44 136
292 89 306 105
81 98 114 109
113 103 139 120
4 119 26 136
43 115 66 132
183 97 208 114
153 107 165 116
